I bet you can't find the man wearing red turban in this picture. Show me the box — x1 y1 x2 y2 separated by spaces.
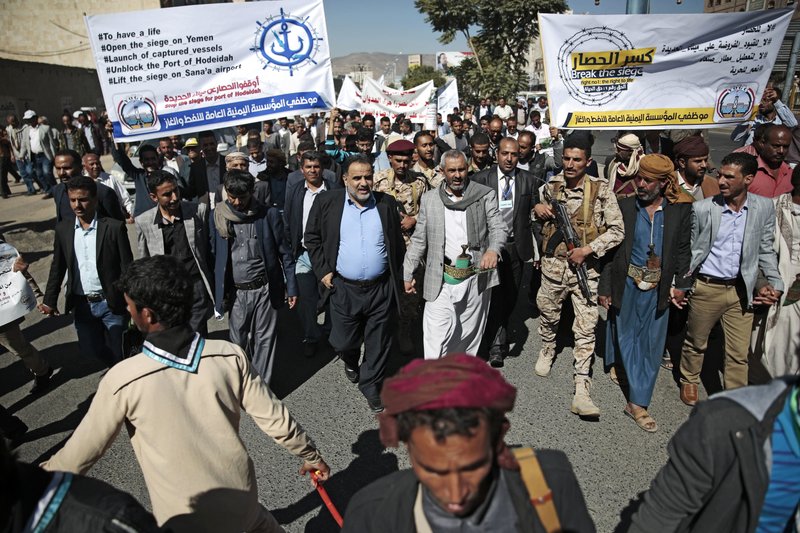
342 354 595 532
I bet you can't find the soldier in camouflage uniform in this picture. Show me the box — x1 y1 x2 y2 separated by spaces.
373 139 429 355
411 131 444 188
532 135 624 418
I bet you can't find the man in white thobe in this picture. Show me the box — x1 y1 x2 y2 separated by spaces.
403 150 506 359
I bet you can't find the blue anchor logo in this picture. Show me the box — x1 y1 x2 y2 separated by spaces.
251 8 321 76
271 9 304 61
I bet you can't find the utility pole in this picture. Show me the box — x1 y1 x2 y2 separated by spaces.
626 0 650 13
595 0 683 12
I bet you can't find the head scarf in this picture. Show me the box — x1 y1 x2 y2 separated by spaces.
638 153 693 204
638 153 674 180
378 354 516 448
673 135 709 160
608 133 643 180
225 151 249 165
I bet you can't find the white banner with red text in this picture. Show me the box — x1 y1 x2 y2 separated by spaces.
360 78 435 124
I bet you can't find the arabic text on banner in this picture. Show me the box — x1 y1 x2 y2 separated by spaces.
539 9 792 130
0 243 36 327
360 78 435 123
85 0 335 142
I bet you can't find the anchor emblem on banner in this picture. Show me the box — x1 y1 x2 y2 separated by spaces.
271 10 304 61
251 7 322 76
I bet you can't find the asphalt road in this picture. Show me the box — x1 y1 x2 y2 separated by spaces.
2 127 739 533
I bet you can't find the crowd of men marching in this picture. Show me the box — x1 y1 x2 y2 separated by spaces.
1 85 799 532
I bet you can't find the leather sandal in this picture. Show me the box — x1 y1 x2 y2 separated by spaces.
624 406 658 433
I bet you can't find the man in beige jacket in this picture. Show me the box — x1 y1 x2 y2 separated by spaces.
42 255 330 533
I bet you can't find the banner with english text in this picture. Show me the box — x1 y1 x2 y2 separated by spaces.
539 9 792 130
85 0 335 142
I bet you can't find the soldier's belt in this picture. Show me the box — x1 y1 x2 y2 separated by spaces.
627 264 661 284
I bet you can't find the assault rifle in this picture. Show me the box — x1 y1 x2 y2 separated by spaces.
546 200 593 303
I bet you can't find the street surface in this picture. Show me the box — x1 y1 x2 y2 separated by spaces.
2 127 738 532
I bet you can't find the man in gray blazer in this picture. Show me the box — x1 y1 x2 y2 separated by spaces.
135 170 214 334
403 149 506 360
679 152 783 405
440 116 471 157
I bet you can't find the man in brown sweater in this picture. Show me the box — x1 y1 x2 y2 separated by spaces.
42 255 330 532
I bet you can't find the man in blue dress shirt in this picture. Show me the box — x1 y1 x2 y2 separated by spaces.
304 155 405 413
40 176 133 366
679 152 783 405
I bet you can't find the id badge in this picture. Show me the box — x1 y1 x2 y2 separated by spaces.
499 199 513 210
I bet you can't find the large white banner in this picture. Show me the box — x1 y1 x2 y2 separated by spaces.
85 1 335 142
540 9 792 130
361 78 435 123
437 79 460 117
336 75 362 111
0 243 36 327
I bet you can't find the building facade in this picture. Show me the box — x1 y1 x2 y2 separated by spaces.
0 0 159 120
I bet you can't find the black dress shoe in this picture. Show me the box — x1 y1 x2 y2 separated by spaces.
488 344 507 368
344 364 359 384
367 397 384 413
488 352 505 368
42 193 53 199
30 367 54 395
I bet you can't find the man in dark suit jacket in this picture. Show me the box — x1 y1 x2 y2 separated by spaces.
287 140 339 192
75 112 104 156
40 176 133 367
283 151 341 357
187 130 226 202
52 150 125 223
210 170 296 384
471 138 534 366
304 154 405 413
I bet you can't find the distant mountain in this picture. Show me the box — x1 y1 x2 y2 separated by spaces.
331 52 435 80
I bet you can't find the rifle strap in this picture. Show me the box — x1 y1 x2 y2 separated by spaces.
581 179 593 247
512 447 562 533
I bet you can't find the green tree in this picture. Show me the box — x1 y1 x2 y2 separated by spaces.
415 0 567 99
400 65 446 90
